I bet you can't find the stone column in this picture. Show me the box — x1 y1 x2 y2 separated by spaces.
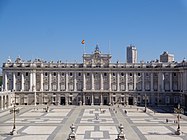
117 73 120 91
126 95 129 105
109 73 111 91
66 73 68 91
91 73 94 90
142 73 145 91
151 73 153 92
1 96 3 110
158 72 161 92
33 86 36 106
109 93 111 105
170 72 173 92
100 73 103 90
4 72 8 91
125 73 128 91
13 73 16 91
183 70 187 91
4 95 7 109
40 72 43 91
65 95 68 105
29 72 32 91
21 73 24 91
161 73 164 92
100 93 103 105
8 94 11 107
49 72 52 91
91 93 94 105
83 93 85 105
180 72 183 92
134 73 136 91
57 72 60 91
33 71 36 89
83 73 86 90
74 73 77 91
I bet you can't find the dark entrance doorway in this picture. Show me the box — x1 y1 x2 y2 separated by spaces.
94 95 100 105
60 97 65 105
86 96 91 105
128 97 133 105
103 97 108 105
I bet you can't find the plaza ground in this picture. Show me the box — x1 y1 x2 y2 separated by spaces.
0 105 187 140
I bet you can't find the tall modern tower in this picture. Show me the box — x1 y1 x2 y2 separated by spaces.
126 45 137 63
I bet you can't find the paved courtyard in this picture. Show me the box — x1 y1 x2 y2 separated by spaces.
0 105 187 140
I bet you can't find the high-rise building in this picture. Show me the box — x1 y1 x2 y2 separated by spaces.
160 51 174 62
126 45 137 63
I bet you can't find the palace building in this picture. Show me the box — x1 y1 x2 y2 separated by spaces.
1 45 187 110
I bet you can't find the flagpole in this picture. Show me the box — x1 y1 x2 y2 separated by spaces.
108 40 111 54
84 43 86 54
81 40 86 54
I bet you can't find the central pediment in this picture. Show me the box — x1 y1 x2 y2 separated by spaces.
83 45 111 66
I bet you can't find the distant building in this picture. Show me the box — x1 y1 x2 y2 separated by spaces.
160 51 174 62
126 45 137 63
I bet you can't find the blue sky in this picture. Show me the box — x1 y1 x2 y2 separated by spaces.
0 0 187 68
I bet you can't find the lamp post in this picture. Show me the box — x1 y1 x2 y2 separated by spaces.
32 85 36 106
10 91 19 135
116 124 127 140
68 124 76 140
144 94 147 112
174 104 184 135
157 85 161 106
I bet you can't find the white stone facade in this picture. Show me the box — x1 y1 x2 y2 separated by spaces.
1 46 187 109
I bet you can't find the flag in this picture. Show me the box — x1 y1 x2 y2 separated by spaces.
81 40 85 44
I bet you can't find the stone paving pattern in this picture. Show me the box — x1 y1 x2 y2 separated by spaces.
0 105 187 140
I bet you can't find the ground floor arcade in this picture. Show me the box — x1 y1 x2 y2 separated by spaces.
1 91 187 111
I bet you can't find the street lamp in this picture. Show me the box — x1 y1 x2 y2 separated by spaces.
116 124 127 140
32 85 36 106
144 94 147 112
10 91 19 135
174 104 184 135
68 124 76 140
157 85 161 106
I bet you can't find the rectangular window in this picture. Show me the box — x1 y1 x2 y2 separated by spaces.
52 84 57 90
120 85 125 91
61 84 65 91
174 96 178 103
44 84 48 91
69 84 73 91
166 96 170 104
112 84 116 91
138 97 140 101
77 83 82 90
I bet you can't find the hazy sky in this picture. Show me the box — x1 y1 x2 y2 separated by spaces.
0 0 187 68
